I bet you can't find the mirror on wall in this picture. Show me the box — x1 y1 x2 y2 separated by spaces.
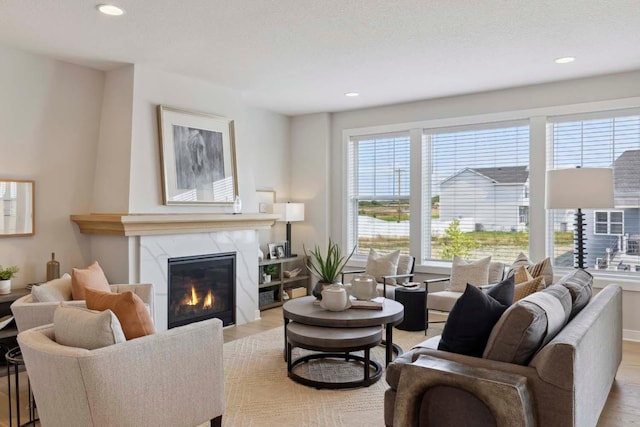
0 180 34 236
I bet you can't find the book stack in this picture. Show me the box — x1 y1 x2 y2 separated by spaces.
350 297 384 310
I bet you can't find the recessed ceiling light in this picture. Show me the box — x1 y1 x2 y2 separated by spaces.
345 92 359 97
555 56 576 64
97 4 125 16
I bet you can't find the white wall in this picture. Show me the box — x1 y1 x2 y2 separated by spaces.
290 113 331 254
0 46 104 286
128 65 290 215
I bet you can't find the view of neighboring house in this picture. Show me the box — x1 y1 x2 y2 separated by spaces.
588 149 640 270
438 166 529 233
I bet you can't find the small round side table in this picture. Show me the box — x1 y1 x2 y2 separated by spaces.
6 347 38 427
394 286 426 332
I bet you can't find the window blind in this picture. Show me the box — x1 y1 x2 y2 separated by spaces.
347 132 411 256
424 122 530 263
548 114 640 273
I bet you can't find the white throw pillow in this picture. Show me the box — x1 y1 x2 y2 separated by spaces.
31 273 72 302
54 304 126 350
449 256 492 292
394 255 415 285
365 249 401 283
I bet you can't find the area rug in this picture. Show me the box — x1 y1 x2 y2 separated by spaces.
222 326 441 427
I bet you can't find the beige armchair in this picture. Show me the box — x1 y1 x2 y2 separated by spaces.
342 255 416 299
11 283 154 332
18 318 224 427
424 261 505 329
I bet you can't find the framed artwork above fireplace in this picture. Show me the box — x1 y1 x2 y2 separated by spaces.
157 105 238 205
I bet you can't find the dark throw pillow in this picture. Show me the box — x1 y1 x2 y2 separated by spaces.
438 284 508 357
486 275 515 306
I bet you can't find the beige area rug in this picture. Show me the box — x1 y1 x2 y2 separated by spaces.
222 325 442 427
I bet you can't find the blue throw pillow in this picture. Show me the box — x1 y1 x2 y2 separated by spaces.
487 275 515 306
438 283 509 357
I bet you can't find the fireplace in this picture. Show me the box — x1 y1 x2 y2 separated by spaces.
167 252 236 329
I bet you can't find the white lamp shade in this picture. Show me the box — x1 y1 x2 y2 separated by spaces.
546 167 614 209
272 203 305 222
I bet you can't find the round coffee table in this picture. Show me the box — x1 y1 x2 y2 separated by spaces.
282 296 404 366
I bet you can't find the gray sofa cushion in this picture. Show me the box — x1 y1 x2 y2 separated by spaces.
556 268 593 319
483 284 571 365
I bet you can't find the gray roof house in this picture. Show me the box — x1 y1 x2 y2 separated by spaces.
439 165 529 232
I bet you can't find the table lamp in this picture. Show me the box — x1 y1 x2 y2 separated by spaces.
546 167 614 268
272 202 305 257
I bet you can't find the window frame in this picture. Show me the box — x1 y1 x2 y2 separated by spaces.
594 210 624 236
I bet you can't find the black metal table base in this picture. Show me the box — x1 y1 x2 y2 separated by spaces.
287 351 383 389
6 347 38 427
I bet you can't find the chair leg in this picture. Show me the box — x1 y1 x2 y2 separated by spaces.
211 415 222 427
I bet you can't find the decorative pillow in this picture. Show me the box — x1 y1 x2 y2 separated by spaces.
513 265 533 284
483 284 570 365
513 276 545 302
394 255 414 285
528 257 553 288
556 268 593 319
54 304 126 350
487 262 506 284
31 273 72 302
365 249 400 283
506 252 532 278
486 275 515 306
541 284 572 323
449 256 492 292
71 261 112 300
438 284 508 357
85 288 155 340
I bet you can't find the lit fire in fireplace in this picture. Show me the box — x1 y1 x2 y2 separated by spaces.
182 285 215 308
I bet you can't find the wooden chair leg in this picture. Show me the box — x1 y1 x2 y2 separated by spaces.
211 415 222 427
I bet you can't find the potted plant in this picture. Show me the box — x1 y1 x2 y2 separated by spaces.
0 265 19 295
263 265 277 283
304 239 356 300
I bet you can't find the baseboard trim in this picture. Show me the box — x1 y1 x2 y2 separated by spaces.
254 309 261 321
623 329 640 342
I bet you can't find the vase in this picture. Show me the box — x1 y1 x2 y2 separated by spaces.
312 280 338 300
0 279 10 295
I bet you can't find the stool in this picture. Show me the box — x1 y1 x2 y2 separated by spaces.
394 286 426 332
6 347 38 427
286 322 383 389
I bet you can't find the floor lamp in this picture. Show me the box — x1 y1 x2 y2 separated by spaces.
546 167 614 269
272 202 305 257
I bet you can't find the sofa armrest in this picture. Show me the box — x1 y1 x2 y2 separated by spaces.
424 277 450 289
394 355 535 427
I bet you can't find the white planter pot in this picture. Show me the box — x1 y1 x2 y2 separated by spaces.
0 279 11 295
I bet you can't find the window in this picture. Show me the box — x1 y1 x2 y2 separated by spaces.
424 123 530 263
519 206 529 224
594 211 624 235
347 132 410 256
548 113 640 271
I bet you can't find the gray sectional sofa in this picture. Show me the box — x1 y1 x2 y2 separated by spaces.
385 282 623 427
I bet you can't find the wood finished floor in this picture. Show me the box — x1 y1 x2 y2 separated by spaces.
0 308 638 426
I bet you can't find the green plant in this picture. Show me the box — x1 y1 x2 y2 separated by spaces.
264 265 277 276
0 265 19 280
304 238 356 283
439 219 477 260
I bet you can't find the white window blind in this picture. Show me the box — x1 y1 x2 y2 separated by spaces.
347 132 410 256
424 122 530 263
547 113 640 273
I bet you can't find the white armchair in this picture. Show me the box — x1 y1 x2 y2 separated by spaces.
18 318 224 427
11 283 154 332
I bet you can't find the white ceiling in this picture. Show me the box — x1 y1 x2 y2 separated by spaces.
1 0 640 116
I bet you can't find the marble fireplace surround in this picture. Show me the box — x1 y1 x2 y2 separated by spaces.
71 213 279 331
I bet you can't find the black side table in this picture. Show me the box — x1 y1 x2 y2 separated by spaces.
6 347 38 427
394 286 426 332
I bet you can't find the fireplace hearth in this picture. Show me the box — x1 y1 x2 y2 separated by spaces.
167 252 236 328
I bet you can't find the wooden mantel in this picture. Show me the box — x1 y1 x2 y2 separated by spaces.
70 213 281 236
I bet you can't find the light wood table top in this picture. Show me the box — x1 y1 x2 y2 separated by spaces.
283 296 404 327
